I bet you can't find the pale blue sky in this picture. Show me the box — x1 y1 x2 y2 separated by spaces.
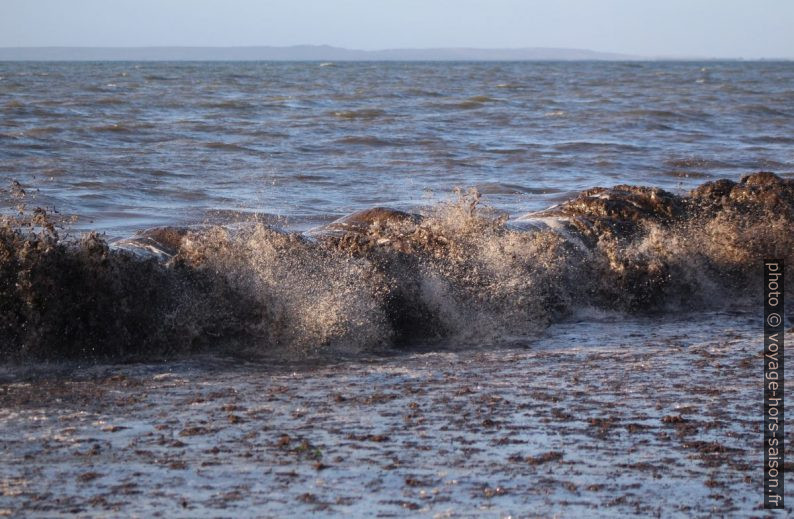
1 0 792 58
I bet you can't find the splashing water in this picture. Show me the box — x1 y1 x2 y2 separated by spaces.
1 172 791 360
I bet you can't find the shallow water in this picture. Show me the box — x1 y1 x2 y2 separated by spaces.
0 313 788 517
2 61 793 237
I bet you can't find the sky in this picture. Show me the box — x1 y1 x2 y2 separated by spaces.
1 0 792 59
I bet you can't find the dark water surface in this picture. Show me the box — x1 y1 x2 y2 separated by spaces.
2 61 793 237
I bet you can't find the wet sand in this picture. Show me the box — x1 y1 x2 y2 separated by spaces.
0 312 789 517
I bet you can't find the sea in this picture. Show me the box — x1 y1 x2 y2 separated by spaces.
1 61 793 237
0 61 792 516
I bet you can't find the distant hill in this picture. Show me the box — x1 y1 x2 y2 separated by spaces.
0 45 637 61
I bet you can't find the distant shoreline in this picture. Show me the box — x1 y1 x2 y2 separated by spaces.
1 59 786 63
0 44 785 62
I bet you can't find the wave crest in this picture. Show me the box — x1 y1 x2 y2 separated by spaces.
1 173 791 360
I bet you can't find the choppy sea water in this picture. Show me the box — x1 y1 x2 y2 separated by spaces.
1 61 793 515
1 61 793 237
1 60 792 356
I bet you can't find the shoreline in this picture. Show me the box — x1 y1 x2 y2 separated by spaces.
1 313 787 516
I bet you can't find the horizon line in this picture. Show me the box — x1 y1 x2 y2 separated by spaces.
0 44 791 61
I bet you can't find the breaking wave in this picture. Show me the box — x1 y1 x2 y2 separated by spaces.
1 173 792 361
